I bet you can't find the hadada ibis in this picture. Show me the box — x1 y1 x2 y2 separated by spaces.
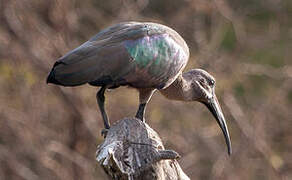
47 21 231 155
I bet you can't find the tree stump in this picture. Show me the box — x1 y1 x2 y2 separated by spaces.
96 118 189 180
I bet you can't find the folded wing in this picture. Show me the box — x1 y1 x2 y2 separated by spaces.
47 22 151 86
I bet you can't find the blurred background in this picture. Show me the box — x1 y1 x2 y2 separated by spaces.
0 0 291 179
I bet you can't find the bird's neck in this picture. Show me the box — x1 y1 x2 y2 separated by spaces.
159 73 193 101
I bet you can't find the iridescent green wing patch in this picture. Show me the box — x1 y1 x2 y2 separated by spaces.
124 34 180 76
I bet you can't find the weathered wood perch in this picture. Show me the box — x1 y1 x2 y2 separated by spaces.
96 118 190 180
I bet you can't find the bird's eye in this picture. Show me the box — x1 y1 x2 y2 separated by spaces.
210 80 215 87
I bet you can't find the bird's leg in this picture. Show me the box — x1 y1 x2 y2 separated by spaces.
96 86 110 137
136 88 156 122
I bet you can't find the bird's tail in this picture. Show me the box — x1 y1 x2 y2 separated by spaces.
46 62 64 85
46 61 89 87
47 69 59 85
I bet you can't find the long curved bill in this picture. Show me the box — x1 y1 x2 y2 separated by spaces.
203 95 232 155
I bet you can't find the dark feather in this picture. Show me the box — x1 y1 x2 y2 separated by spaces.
47 22 189 89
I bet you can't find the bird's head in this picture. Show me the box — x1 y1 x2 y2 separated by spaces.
183 69 232 155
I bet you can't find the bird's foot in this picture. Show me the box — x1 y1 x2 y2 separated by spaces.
101 128 109 138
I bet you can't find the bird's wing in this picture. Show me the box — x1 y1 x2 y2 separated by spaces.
51 22 164 86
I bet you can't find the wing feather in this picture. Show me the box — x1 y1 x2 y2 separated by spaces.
51 22 151 86
48 22 189 88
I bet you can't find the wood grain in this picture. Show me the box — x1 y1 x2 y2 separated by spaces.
96 118 189 180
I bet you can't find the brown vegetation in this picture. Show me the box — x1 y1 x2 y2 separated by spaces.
0 0 291 179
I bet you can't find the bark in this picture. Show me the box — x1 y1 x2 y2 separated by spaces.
96 118 189 180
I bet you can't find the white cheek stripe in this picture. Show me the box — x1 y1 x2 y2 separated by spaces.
195 81 212 100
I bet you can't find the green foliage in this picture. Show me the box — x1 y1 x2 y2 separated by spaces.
233 82 245 97
0 62 13 79
0 62 37 86
247 41 285 68
287 90 292 104
220 24 237 51
247 9 276 22
247 75 269 97
284 0 292 15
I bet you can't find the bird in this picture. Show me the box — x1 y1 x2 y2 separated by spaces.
47 21 232 155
